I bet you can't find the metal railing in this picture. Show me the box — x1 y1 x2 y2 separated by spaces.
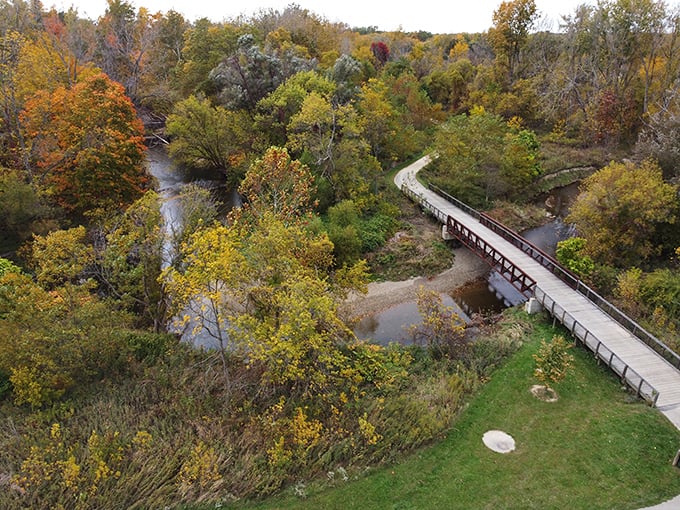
534 286 659 406
427 183 680 371
446 215 536 295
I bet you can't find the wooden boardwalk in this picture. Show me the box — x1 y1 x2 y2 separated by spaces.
396 155 680 429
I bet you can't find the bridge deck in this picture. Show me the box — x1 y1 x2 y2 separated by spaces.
396 156 680 428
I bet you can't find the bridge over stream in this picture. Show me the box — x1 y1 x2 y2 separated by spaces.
396 155 680 429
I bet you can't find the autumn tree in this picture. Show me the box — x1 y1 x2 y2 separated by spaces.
286 91 380 209
21 72 148 215
238 146 315 222
410 287 467 359
488 0 538 81
28 225 94 289
166 94 252 181
370 41 389 68
567 159 678 267
94 0 158 103
165 212 368 397
533 335 574 393
27 192 167 329
636 88 680 179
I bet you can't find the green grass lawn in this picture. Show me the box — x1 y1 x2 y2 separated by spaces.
234 317 680 510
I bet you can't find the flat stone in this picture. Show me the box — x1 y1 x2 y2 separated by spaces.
482 430 516 454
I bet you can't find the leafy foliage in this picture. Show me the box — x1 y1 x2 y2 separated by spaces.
428 108 542 206
567 159 678 267
532 334 574 389
21 72 148 215
556 237 595 278
238 146 315 222
0 272 132 406
410 287 468 359
166 94 252 179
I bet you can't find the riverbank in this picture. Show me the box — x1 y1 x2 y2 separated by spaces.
343 247 488 320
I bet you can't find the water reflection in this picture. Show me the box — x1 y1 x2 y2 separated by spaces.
353 277 515 346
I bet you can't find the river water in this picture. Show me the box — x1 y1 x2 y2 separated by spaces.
146 146 241 348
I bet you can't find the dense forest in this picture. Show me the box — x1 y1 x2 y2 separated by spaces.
0 0 679 507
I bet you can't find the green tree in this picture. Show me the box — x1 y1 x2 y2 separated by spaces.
429 107 507 206
177 18 240 97
96 191 166 330
0 169 50 245
254 70 336 147
566 159 678 266
166 95 252 181
287 91 379 208
556 237 595 278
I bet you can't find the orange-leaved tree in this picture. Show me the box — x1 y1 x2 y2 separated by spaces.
21 72 148 215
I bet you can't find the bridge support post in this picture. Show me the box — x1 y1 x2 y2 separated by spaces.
524 297 542 315
442 224 455 240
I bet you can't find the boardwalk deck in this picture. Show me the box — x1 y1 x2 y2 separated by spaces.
396 155 680 429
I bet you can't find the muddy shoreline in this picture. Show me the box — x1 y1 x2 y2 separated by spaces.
343 248 489 320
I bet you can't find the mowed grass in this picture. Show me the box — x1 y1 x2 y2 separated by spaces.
237 317 680 510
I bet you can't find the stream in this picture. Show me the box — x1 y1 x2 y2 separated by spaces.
146 146 240 348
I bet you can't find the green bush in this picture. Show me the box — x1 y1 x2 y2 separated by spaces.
126 332 177 363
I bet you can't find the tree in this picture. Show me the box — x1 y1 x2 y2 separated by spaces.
165 212 368 398
96 191 166 330
430 107 526 206
287 91 379 208
28 225 94 289
636 88 680 179
166 95 252 180
567 159 678 266
556 237 595 278
177 18 240 97
254 70 336 147
238 146 315 222
21 72 148 215
533 335 574 391
410 287 467 359
94 0 158 104
370 41 389 68
209 33 315 111
488 0 538 81
0 169 50 245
